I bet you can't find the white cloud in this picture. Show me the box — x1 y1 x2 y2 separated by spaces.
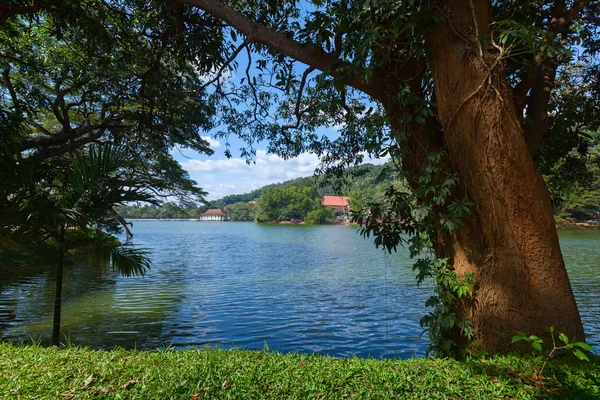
201 135 222 149
253 150 320 180
182 157 250 174
181 150 320 200
364 153 390 166
182 150 319 179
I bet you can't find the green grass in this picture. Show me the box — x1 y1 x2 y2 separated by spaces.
0 343 598 399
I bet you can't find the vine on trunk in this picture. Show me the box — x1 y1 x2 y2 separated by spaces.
354 148 476 356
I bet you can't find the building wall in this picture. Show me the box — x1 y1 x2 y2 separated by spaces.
199 214 224 221
330 205 346 215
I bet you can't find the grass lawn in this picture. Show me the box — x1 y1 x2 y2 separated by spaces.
0 343 598 399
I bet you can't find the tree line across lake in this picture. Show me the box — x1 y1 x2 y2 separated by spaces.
116 162 408 223
117 157 600 224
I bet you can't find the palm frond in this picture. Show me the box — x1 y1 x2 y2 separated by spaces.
17 188 83 237
71 143 132 193
73 231 151 277
109 245 151 277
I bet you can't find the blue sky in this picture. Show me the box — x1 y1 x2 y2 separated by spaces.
168 41 333 200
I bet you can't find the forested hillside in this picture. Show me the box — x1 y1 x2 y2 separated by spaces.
552 143 600 222
117 162 407 221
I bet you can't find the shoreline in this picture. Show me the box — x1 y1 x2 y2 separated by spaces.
127 218 600 230
556 221 600 230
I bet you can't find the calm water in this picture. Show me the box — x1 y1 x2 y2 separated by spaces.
0 222 598 358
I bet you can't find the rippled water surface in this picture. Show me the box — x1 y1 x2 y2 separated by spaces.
0 222 598 358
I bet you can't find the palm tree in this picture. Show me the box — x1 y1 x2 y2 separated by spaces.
17 143 155 346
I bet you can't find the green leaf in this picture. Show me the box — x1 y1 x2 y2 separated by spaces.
511 335 523 343
559 332 569 345
531 342 542 352
573 349 589 361
440 315 455 330
573 342 592 351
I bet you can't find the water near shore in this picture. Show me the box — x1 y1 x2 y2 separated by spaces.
1 222 598 358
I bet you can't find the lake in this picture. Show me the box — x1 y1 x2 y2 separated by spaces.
0 222 598 358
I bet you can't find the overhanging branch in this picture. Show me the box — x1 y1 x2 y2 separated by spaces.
2 64 20 112
20 116 126 152
33 124 127 161
178 0 374 96
281 66 315 136
547 0 592 34
199 41 247 91
0 0 40 22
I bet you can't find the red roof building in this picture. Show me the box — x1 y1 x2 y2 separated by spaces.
321 196 349 207
321 196 349 216
199 208 227 221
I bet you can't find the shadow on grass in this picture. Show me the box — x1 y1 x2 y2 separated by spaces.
464 353 600 399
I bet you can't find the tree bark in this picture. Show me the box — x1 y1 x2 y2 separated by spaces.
422 0 585 353
113 209 133 240
52 231 65 346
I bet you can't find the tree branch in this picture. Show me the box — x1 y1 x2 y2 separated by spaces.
0 0 40 22
20 117 126 152
184 15 227 28
281 66 315 136
521 0 592 151
245 46 269 119
175 2 185 34
51 85 69 131
31 122 52 136
178 0 374 96
2 64 20 112
139 40 168 98
512 71 533 116
33 125 126 161
112 208 133 239
524 57 556 150
65 93 87 112
199 41 247 90
547 0 592 34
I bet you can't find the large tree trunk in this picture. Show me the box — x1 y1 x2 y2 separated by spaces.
418 0 585 353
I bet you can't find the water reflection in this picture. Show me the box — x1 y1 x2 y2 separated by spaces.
559 230 600 350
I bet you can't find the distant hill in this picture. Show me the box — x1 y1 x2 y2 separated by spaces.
209 162 398 208
117 162 403 220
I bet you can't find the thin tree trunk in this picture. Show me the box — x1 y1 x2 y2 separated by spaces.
52 229 65 346
421 0 585 353
112 209 133 239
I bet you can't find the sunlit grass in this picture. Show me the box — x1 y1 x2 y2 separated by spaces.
0 342 598 399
